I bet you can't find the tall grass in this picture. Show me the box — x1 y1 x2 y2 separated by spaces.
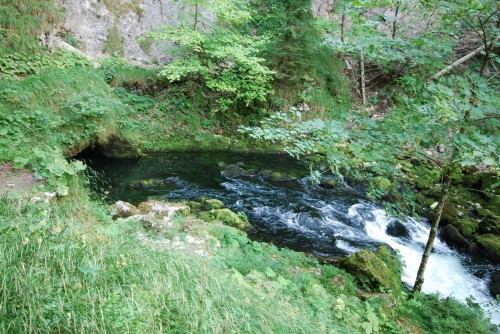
0 184 354 333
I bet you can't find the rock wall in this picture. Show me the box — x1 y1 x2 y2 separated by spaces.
56 0 200 63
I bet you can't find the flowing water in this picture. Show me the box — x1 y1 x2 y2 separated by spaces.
82 150 499 323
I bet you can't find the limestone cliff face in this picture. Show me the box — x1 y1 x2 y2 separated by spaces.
56 0 189 63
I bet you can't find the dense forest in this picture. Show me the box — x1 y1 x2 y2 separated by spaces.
0 0 499 333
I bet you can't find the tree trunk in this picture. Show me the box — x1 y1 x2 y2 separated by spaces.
411 176 451 294
360 52 366 104
194 4 199 31
341 13 346 43
392 1 401 39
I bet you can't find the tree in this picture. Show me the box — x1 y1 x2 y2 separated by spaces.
147 0 274 114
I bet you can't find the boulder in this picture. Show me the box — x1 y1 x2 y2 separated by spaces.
386 221 410 238
261 169 296 182
337 246 402 292
138 200 190 218
475 234 500 263
114 200 139 218
454 218 479 237
440 225 471 250
198 208 253 232
478 217 500 235
201 198 225 210
489 270 500 298
184 201 202 213
221 164 245 179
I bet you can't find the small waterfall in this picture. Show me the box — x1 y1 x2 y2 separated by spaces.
348 203 500 324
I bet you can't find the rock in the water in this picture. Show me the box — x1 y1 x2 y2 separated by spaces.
221 164 245 179
337 246 402 292
198 208 253 232
441 225 471 250
475 234 500 263
114 201 139 218
261 169 296 182
127 178 171 189
489 270 500 298
386 221 410 238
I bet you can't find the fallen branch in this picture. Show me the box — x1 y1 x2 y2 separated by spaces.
427 44 485 83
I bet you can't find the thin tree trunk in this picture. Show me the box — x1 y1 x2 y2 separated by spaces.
411 176 451 294
194 4 199 31
392 1 400 39
341 13 346 43
360 52 366 104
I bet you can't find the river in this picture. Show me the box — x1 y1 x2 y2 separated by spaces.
82 150 500 324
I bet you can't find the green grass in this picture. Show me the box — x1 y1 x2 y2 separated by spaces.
0 0 60 55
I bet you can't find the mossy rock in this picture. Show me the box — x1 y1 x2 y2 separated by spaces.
201 198 225 210
98 135 141 158
478 217 500 235
454 218 479 237
221 164 246 179
337 246 402 292
184 201 202 213
486 196 500 216
198 209 253 232
437 202 459 226
475 234 500 263
462 173 483 189
261 169 295 182
441 225 471 250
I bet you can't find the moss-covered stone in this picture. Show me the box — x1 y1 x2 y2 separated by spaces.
475 234 500 263
441 225 471 250
201 198 225 210
184 201 202 212
198 209 253 232
454 218 479 237
439 202 459 225
337 246 402 292
261 169 296 182
478 217 500 235
486 196 500 216
98 135 141 158
221 164 245 179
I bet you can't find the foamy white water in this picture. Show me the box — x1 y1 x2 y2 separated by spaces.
348 203 500 324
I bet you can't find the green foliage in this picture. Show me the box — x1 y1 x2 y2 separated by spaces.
149 24 274 114
252 0 351 113
0 50 92 79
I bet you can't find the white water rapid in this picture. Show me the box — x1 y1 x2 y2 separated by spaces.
348 203 500 324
